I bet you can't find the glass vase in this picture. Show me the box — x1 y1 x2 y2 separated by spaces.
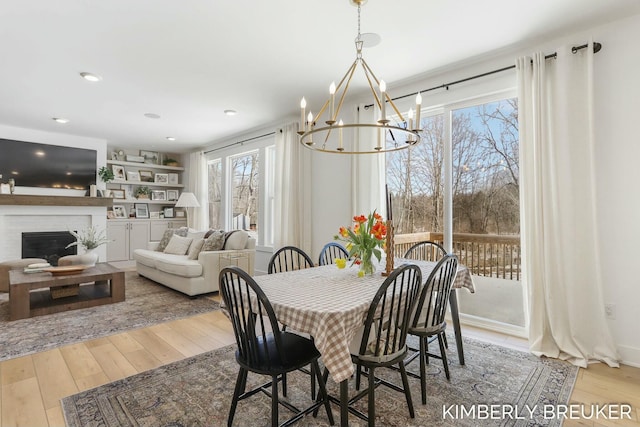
359 251 376 276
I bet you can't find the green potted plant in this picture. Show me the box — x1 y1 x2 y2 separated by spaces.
163 158 179 167
98 166 115 197
134 185 151 199
98 166 114 184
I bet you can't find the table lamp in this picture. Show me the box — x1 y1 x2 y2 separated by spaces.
175 192 200 229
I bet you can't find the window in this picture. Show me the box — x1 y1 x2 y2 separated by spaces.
207 159 222 229
386 93 524 333
206 135 275 248
230 151 259 238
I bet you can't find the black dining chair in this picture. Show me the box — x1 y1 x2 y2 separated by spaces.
219 266 334 427
403 240 447 262
405 254 459 404
327 263 422 426
318 242 349 266
268 246 315 274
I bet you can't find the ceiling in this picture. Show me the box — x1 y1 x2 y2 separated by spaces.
1 0 639 153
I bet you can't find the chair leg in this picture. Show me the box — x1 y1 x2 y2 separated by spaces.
228 368 248 427
438 333 450 380
355 362 362 390
399 361 415 418
424 335 430 365
368 366 376 427
282 373 287 397
271 375 279 427
312 360 335 425
310 363 316 400
419 335 427 405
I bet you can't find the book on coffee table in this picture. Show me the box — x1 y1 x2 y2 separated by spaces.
23 262 51 273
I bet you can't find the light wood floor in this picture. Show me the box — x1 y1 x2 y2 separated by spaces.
1 305 638 426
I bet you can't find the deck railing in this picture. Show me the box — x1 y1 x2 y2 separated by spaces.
394 231 521 280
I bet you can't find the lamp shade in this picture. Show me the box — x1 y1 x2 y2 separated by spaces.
175 192 200 208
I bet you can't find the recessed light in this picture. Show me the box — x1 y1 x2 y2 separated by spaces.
144 113 161 119
224 109 237 116
52 117 69 124
80 72 102 82
166 137 176 141
35 150 45 157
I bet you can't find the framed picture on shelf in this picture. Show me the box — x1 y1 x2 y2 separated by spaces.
139 170 154 182
154 173 169 184
151 190 166 201
127 171 141 182
112 165 126 180
167 189 179 201
140 150 159 164
113 205 127 218
150 211 160 219
111 189 125 199
107 210 116 219
134 203 149 218
168 173 179 185
163 207 174 218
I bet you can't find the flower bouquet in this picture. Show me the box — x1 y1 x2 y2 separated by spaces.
334 211 387 276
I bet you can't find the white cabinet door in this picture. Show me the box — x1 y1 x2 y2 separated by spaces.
128 222 150 259
149 220 171 241
107 222 129 262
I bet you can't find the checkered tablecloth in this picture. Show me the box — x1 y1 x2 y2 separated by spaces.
250 259 474 383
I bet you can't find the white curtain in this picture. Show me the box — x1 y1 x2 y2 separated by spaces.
188 151 208 231
274 123 312 253
351 104 385 216
517 42 619 367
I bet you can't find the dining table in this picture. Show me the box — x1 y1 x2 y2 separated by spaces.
247 257 475 426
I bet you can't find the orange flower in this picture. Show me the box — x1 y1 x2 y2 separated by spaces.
371 221 387 240
339 226 349 238
373 212 383 221
354 223 360 233
353 215 367 224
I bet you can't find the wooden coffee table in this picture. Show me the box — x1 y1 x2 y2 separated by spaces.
8 263 125 321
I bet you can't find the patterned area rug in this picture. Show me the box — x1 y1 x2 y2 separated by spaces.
0 271 219 361
62 335 578 427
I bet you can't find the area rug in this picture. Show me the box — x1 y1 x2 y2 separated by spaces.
0 271 219 361
61 335 578 427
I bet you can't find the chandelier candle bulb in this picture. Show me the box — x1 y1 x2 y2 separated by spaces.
415 92 422 130
300 97 306 132
338 119 344 150
379 80 387 122
329 82 336 120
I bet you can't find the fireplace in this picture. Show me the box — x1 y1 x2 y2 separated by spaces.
22 231 77 266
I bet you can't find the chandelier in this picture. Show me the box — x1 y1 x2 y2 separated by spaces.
298 0 421 154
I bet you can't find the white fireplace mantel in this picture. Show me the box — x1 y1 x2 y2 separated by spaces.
0 204 108 261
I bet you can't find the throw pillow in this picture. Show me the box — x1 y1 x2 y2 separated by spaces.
224 230 249 250
156 228 189 252
163 235 193 255
201 229 226 252
187 238 205 260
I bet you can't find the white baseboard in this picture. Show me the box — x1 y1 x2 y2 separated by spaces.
618 344 640 368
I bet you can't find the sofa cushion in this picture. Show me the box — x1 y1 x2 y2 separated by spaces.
134 249 162 268
224 230 249 250
164 235 193 255
153 253 203 277
202 229 226 252
188 238 205 260
156 227 188 252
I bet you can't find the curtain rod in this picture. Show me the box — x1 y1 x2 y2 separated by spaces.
203 130 279 154
365 41 602 108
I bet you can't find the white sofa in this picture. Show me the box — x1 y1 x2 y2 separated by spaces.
133 231 255 296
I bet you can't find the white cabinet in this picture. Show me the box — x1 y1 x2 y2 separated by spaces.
149 219 188 241
107 220 150 261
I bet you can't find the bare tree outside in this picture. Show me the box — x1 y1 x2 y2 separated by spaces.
386 98 519 236
231 151 259 233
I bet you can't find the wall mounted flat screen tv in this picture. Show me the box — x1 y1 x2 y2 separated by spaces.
0 138 97 190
